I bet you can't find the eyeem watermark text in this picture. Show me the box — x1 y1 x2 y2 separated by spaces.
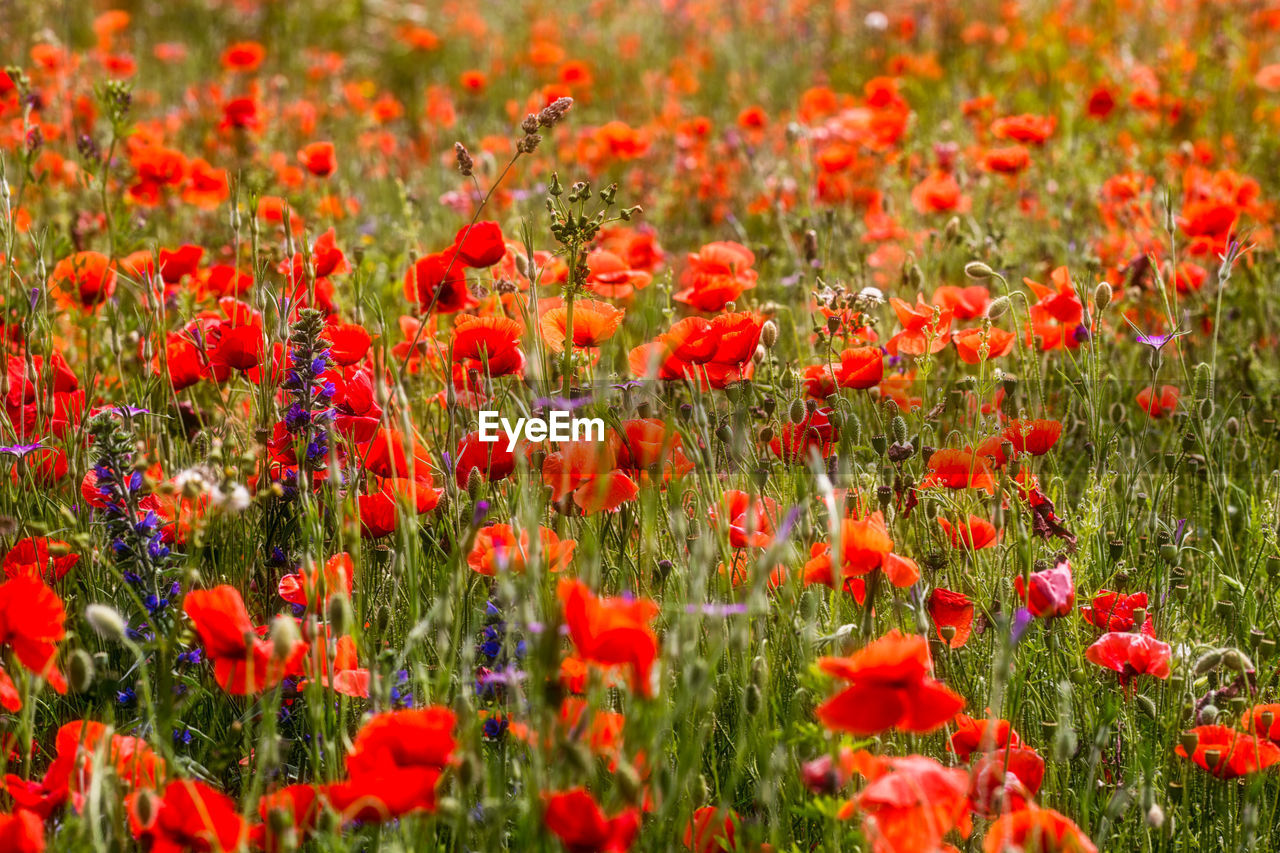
478 410 606 451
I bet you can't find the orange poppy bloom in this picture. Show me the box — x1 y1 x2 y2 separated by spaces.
467 524 576 575
948 714 1020 762
953 326 1016 363
886 297 953 356
938 515 999 550
842 752 972 852
674 241 758 312
540 298 625 352
542 442 639 515
451 314 524 376
983 807 1095 853
297 141 336 177
921 448 996 493
49 251 116 311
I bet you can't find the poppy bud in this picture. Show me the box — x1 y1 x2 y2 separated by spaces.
68 648 94 693
744 684 762 715
327 593 353 637
1194 650 1223 675
85 604 128 642
985 295 1010 321
1226 416 1240 437
1109 402 1126 424
743 313 773 348
616 761 643 803
1136 694 1157 719
759 425 774 444
133 788 158 829
466 467 484 500
1222 648 1253 673
788 399 805 424
1198 399 1213 421
965 260 995 279
457 751 481 786
1094 281 1112 313
804 229 819 262
890 415 908 445
271 614 301 661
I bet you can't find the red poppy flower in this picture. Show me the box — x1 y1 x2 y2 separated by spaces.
922 448 996 493
544 789 641 853
886 297 953 356
1244 704 1280 744
542 442 639 515
2 537 78 583
990 113 1056 145
1085 632 1172 682
468 524 576 575
1177 725 1280 778
357 477 441 539
983 807 1095 853
558 579 659 698
1136 385 1179 418
928 588 975 649
254 785 321 853
49 251 116 310
953 327 1016 364
452 314 525 376
1013 560 1075 619
709 490 779 548
404 252 476 314
939 515 999 550
298 141 336 177
815 630 964 735
968 746 1045 818
220 96 261 131
770 406 837 463
0 575 67 710
674 241 758 312
683 806 738 853
183 585 307 694
128 780 247 853
629 312 764 389
322 322 372 366
455 430 517 486
221 40 265 71
278 552 354 609
362 427 434 481
0 810 43 853
948 714 1020 762
583 249 653 300
610 418 694 481
845 753 972 853
1079 589 1153 634
451 221 506 268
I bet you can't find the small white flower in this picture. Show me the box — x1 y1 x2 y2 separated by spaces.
865 11 889 31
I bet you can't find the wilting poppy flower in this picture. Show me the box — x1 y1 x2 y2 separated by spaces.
928 588 974 648
1085 632 1171 683
468 524 576 575
128 780 247 853
1136 384 1179 418
2 537 78 582
183 585 307 694
1177 725 1280 778
405 252 476 314
0 575 67 710
1079 589 1153 634
1013 560 1074 619
922 447 996 493
298 141 336 177
983 807 1095 853
816 630 964 735
558 579 659 697
948 714 1020 762
674 241 758 312
844 752 972 853
683 806 737 853
452 221 506 268
544 789 641 853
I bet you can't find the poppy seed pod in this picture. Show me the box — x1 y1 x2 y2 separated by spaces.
965 260 995 279
871 434 888 455
271 614 301 660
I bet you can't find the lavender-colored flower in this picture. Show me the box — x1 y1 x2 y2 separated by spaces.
0 442 43 458
1011 607 1034 644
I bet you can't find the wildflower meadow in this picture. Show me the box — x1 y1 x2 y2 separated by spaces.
3 0 1280 850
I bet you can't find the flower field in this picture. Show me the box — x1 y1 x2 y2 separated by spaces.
3 0 1280 850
